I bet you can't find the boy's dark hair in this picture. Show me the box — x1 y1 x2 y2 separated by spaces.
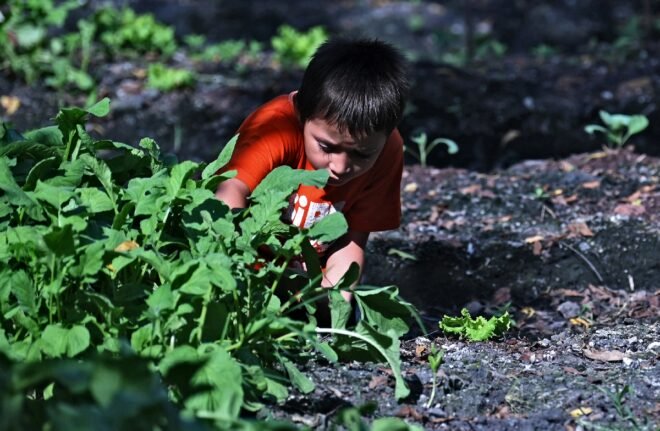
295 37 410 138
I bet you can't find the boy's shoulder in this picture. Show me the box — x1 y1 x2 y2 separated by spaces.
239 94 301 133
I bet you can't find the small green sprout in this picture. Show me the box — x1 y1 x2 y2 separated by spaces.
271 24 327 68
147 63 195 91
426 344 444 408
406 132 458 167
584 110 649 149
439 308 512 341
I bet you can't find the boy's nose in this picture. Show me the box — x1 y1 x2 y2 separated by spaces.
329 153 350 176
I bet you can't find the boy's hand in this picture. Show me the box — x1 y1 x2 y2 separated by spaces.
215 178 250 209
322 230 369 302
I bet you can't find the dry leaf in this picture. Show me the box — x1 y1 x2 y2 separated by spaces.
493 404 511 418
583 349 626 362
569 407 593 418
614 203 646 216
567 222 594 237
396 405 424 420
524 235 544 244
582 181 601 189
569 317 591 328
404 182 418 193
559 161 575 172
501 129 521 145
132 68 147 79
460 184 481 195
587 151 608 160
368 375 389 389
521 307 535 318
532 240 543 256
114 240 140 252
1 95 20 115
415 345 427 358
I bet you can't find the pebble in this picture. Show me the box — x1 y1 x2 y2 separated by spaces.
428 407 447 417
647 341 660 352
557 301 581 319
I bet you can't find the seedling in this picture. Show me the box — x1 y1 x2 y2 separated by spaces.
147 63 196 91
439 308 512 341
406 132 458 167
584 111 649 149
579 385 653 431
271 24 327 68
425 344 444 408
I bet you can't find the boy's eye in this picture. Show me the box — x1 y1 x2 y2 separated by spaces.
318 142 332 152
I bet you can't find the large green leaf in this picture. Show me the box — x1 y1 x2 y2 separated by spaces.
167 160 199 199
201 134 238 180
24 125 64 147
0 157 40 208
43 224 75 256
78 187 114 213
0 141 62 160
40 324 90 358
354 286 412 339
251 166 328 202
24 157 60 190
280 357 314 394
10 270 37 316
33 181 76 211
306 211 348 243
187 347 244 420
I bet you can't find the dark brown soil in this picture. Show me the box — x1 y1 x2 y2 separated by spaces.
269 150 659 430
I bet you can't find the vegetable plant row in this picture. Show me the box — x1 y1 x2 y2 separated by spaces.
0 99 418 430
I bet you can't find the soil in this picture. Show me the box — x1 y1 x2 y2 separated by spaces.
270 149 659 431
1 1 659 429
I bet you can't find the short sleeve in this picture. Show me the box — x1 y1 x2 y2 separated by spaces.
221 97 303 192
343 130 403 232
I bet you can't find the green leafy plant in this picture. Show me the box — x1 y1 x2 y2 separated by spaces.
93 7 177 57
147 63 196 91
584 111 649 149
0 98 417 424
271 24 328 68
425 345 444 408
0 0 93 91
439 308 512 341
1 3 181 92
192 39 264 73
579 385 653 431
405 132 458 167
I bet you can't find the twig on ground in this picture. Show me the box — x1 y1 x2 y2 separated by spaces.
559 241 605 283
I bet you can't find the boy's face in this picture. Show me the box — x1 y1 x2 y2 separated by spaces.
303 118 387 187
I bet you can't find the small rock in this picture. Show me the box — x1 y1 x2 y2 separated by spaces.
647 342 660 352
465 300 484 315
537 338 551 348
427 408 447 417
557 301 581 319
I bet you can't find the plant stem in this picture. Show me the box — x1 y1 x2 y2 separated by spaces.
426 372 437 408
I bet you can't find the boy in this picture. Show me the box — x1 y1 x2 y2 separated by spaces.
215 37 409 303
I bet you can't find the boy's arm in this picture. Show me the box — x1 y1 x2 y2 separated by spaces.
323 230 370 302
215 178 250 209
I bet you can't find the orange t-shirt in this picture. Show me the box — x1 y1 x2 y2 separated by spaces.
223 93 403 252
